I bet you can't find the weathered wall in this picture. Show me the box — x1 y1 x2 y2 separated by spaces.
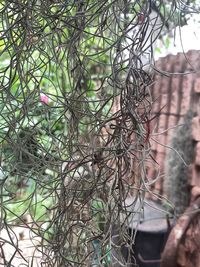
148 50 200 202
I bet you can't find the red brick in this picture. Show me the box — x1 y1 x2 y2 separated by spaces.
194 78 200 93
155 152 165 173
191 186 200 199
192 116 200 141
180 75 192 115
169 79 180 116
191 165 200 187
171 53 183 72
147 166 156 181
148 51 200 200
165 115 179 149
195 142 200 166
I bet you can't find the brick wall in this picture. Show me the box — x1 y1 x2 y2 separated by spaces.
149 50 200 201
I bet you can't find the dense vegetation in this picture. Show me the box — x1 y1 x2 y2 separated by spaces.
0 1 199 266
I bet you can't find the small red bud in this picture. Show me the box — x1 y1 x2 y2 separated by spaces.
40 93 49 104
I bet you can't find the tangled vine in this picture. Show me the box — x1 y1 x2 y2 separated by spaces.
0 1 197 266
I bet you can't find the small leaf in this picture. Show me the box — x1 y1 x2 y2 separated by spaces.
155 47 162 54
